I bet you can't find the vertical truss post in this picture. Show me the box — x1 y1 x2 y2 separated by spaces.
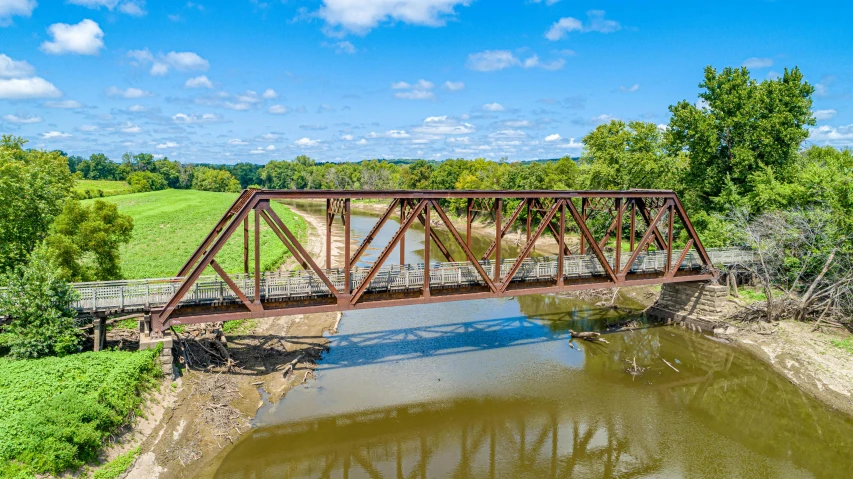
615 197 622 272
466 198 473 250
423 202 430 298
400 199 406 266
630 200 636 252
557 200 565 286
666 203 674 274
326 199 332 269
243 216 249 274
343 199 351 295
494 198 502 284
254 207 261 305
525 199 531 244
579 197 587 255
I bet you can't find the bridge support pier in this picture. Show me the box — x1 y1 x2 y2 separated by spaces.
92 315 107 352
647 281 728 332
139 332 176 379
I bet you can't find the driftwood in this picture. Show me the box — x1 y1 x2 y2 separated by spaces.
661 358 679 372
569 330 609 344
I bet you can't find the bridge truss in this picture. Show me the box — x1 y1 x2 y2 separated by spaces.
150 190 715 332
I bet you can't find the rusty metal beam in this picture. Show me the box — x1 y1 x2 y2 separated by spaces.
482 199 525 261
566 199 618 284
210 259 258 312
619 200 671 278
500 200 561 291
349 198 400 268
429 200 498 294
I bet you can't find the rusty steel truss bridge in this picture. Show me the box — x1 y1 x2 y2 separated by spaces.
65 190 756 332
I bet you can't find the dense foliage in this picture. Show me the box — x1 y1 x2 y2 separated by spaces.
0 247 80 359
192 166 241 192
0 136 74 273
43 200 134 282
0 350 157 476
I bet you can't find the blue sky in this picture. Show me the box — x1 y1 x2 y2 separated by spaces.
0 1 850 164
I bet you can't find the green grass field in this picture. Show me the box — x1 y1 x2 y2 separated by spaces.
83 189 306 279
74 179 133 198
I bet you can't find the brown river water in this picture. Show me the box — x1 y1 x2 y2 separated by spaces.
206 207 853 478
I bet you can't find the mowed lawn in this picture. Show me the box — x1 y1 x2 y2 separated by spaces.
74 179 133 197
83 189 306 279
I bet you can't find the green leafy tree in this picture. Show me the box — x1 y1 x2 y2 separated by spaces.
153 159 182 188
580 120 685 191
192 166 241 192
43 200 134 281
0 136 75 272
78 153 120 180
668 66 815 211
0 247 80 359
401 160 434 189
127 171 168 193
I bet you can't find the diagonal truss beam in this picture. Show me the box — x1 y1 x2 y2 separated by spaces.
635 199 668 251
177 189 253 277
500 200 561 291
350 200 427 305
260 202 340 297
620 200 671 278
429 200 498 294
259 210 309 270
566 199 619 283
210 259 259 312
481 199 526 261
667 239 694 279
349 198 400 268
531 199 572 257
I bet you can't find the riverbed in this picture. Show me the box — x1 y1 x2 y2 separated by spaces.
202 204 853 478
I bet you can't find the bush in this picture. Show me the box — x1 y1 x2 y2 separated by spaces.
92 447 139 479
0 350 157 476
0 248 80 359
126 171 167 193
191 166 241 193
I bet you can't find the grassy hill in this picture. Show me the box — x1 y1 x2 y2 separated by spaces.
74 179 133 198
83 189 306 279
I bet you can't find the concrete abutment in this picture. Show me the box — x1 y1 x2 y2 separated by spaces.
647 281 728 332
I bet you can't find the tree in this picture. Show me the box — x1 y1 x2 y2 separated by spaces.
43 200 134 281
0 247 80 359
191 166 241 192
0 136 75 273
580 120 684 191
401 160 434 189
77 153 119 180
668 66 815 211
127 171 168 193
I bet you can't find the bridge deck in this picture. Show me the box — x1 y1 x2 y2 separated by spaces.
71 248 754 316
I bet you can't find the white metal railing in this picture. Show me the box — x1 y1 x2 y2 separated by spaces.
64 248 756 313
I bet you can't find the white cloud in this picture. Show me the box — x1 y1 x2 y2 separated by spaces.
268 104 288 114
172 112 220 123
545 11 620 41
482 102 504 112
0 77 62 99
3 113 41 124
69 1 146 16
489 129 526 139
249 147 267 155
107 86 153 98
265 144 276 151
227 138 248 145
42 131 72 139
319 0 472 34
814 75 834 97
466 50 562 71
341 134 354 140
121 123 142 133
356 138 368 145
545 133 560 142
0 0 36 26
262 88 278 99
620 84 640 92
814 109 837 121
742 57 773 69
393 79 435 100
294 137 319 147
0 54 34 77
809 124 853 144
443 81 464 91
78 124 98 131
413 115 474 135
128 49 209 75
156 141 178 149
185 75 213 88
259 133 279 141
558 138 583 149
367 129 411 139
323 40 356 54
41 19 105 55
592 113 616 124
44 99 82 108
225 102 251 111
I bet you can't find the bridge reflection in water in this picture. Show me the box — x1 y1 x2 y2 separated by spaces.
212 313 853 478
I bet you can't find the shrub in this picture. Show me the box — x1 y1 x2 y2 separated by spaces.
126 172 167 193
0 247 80 359
191 166 241 193
0 350 158 475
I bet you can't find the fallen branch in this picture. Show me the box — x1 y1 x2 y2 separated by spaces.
661 358 679 372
